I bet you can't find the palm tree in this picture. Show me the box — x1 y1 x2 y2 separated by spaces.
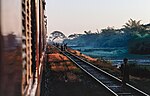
101 26 116 36
123 19 149 37
123 18 144 34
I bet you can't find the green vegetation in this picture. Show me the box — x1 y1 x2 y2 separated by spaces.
72 68 82 74
129 64 150 78
64 19 150 54
123 19 150 54
128 35 150 54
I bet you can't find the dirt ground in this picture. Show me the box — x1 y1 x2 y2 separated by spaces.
42 45 113 96
68 48 150 95
42 45 150 95
45 72 113 96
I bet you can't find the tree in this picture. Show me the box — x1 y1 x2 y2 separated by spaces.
84 30 91 35
50 31 66 41
101 26 116 36
123 18 144 34
68 34 79 39
124 19 150 54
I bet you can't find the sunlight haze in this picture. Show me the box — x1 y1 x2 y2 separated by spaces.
46 0 150 36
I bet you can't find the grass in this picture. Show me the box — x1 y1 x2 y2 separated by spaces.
68 48 150 94
44 45 113 96
130 76 150 94
68 48 121 76
46 45 150 95
69 48 150 78
129 63 150 78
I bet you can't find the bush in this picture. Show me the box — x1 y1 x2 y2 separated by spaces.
129 64 150 78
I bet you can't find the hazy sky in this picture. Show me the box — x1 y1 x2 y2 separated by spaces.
46 0 150 36
1 0 150 36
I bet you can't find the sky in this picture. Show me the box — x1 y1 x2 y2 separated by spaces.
46 0 150 36
1 0 150 37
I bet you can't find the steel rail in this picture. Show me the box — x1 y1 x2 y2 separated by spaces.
62 50 149 96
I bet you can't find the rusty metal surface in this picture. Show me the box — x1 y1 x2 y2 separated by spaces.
0 0 47 95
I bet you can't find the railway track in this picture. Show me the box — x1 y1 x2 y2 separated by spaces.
62 50 149 96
